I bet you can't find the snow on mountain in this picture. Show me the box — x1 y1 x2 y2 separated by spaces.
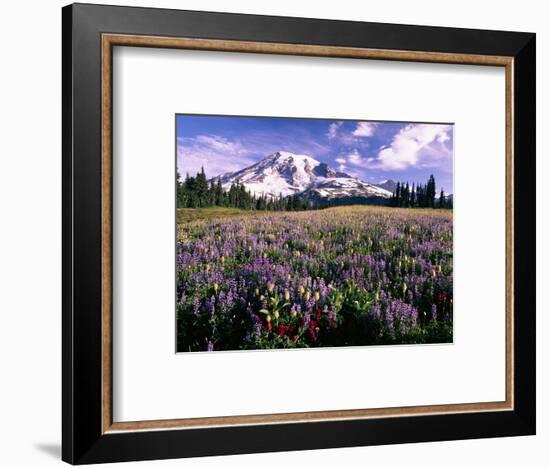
215 151 393 200
217 151 320 197
304 177 393 200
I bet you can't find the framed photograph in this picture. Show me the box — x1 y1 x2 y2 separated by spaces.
62 3 536 464
175 114 454 353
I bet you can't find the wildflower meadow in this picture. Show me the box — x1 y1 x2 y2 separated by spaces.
176 205 453 352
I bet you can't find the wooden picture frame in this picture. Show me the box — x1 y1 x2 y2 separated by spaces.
62 3 536 464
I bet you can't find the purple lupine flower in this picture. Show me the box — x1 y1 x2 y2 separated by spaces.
254 322 262 338
372 303 381 319
192 297 200 315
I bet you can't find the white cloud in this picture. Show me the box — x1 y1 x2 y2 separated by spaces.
326 121 343 139
437 132 450 143
177 131 331 180
352 122 376 137
346 149 365 166
177 135 255 179
178 127 332 180
367 124 452 170
335 157 347 164
194 135 245 153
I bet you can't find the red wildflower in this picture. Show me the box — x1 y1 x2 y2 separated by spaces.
308 320 318 340
277 324 289 336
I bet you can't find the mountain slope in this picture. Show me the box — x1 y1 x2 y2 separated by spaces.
215 151 393 200
303 177 394 201
217 151 320 197
373 179 397 193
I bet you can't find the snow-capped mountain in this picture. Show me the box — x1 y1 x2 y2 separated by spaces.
214 151 393 200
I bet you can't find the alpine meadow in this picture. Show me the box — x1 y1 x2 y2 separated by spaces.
176 115 453 352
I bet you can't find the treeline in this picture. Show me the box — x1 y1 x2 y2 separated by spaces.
177 167 314 211
391 174 452 209
177 168 453 211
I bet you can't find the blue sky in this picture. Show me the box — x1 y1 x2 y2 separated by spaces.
176 115 454 194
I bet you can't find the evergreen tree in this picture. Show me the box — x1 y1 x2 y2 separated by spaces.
215 178 224 206
395 182 401 207
286 195 292 211
176 171 185 208
257 194 266 211
209 179 216 206
195 166 209 207
416 184 423 207
184 173 197 207
387 175 451 210
174 167 327 213
427 174 436 208
238 183 249 209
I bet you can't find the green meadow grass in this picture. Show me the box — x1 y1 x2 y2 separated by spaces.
177 205 453 224
176 207 258 223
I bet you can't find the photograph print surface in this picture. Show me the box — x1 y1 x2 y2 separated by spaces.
176 115 453 352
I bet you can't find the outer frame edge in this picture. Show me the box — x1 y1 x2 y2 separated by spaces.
512 34 536 435
61 3 75 465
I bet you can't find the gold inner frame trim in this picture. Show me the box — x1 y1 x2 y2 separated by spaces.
101 33 514 434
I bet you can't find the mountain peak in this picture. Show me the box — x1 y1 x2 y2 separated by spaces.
266 151 320 167
215 151 393 200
